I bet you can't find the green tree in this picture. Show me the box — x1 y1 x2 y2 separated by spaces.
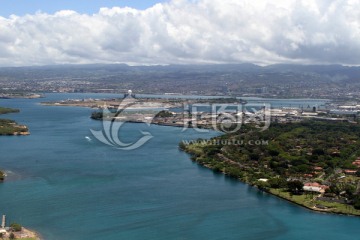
10 223 22 232
312 148 325 155
256 181 270 191
268 177 287 189
9 232 15 239
178 141 186 150
354 197 360 210
155 110 173 118
287 180 304 195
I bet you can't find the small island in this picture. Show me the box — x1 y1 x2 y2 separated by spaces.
180 120 360 216
0 107 20 115
0 107 29 136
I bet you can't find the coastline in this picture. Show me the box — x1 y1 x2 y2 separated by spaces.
267 189 360 217
178 120 360 217
90 110 360 217
0 108 30 136
92 117 217 131
0 227 41 240
190 157 360 217
18 227 42 240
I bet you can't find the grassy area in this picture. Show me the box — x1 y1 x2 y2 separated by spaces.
313 199 360 216
269 188 360 216
0 107 19 115
183 143 204 156
269 189 315 208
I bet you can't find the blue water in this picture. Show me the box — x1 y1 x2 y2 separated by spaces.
0 93 358 240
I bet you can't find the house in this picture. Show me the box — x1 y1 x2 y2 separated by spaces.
303 186 322 193
303 174 314 178
314 166 323 171
304 182 320 188
344 169 357 175
352 160 360 167
303 182 329 193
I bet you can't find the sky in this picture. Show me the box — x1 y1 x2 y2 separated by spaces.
0 0 167 16
0 0 360 67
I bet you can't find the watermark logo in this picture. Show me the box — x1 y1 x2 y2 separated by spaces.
91 98 272 150
90 98 155 150
183 103 271 133
182 139 270 146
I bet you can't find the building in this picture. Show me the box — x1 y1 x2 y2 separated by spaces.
352 160 360 168
344 169 357 175
124 90 136 99
303 182 329 193
303 186 322 193
314 166 323 171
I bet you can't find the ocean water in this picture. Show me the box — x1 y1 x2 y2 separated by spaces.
0 93 358 240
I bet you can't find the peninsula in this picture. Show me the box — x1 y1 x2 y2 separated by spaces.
180 120 360 216
41 97 183 109
0 107 29 136
0 218 40 240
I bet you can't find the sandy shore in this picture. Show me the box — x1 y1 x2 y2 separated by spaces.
2 227 42 240
17 227 41 239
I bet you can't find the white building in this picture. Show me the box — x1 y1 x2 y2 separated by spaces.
303 186 323 193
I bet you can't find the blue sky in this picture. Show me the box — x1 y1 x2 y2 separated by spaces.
0 0 168 16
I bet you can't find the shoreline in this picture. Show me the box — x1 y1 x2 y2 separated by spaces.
179 120 360 217
93 117 217 131
266 189 360 217
0 227 41 240
0 108 30 136
91 111 360 217
182 149 360 217
19 227 42 240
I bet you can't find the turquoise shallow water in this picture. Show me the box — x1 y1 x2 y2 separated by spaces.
0 93 358 240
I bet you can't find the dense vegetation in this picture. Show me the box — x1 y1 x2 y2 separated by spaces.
0 107 28 136
181 120 360 215
0 107 19 115
0 170 5 181
0 119 28 135
91 111 103 120
154 110 174 118
10 223 22 232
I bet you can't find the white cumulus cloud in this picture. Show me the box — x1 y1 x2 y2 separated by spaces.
0 0 360 66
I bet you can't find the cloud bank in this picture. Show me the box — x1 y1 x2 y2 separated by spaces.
0 0 359 66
